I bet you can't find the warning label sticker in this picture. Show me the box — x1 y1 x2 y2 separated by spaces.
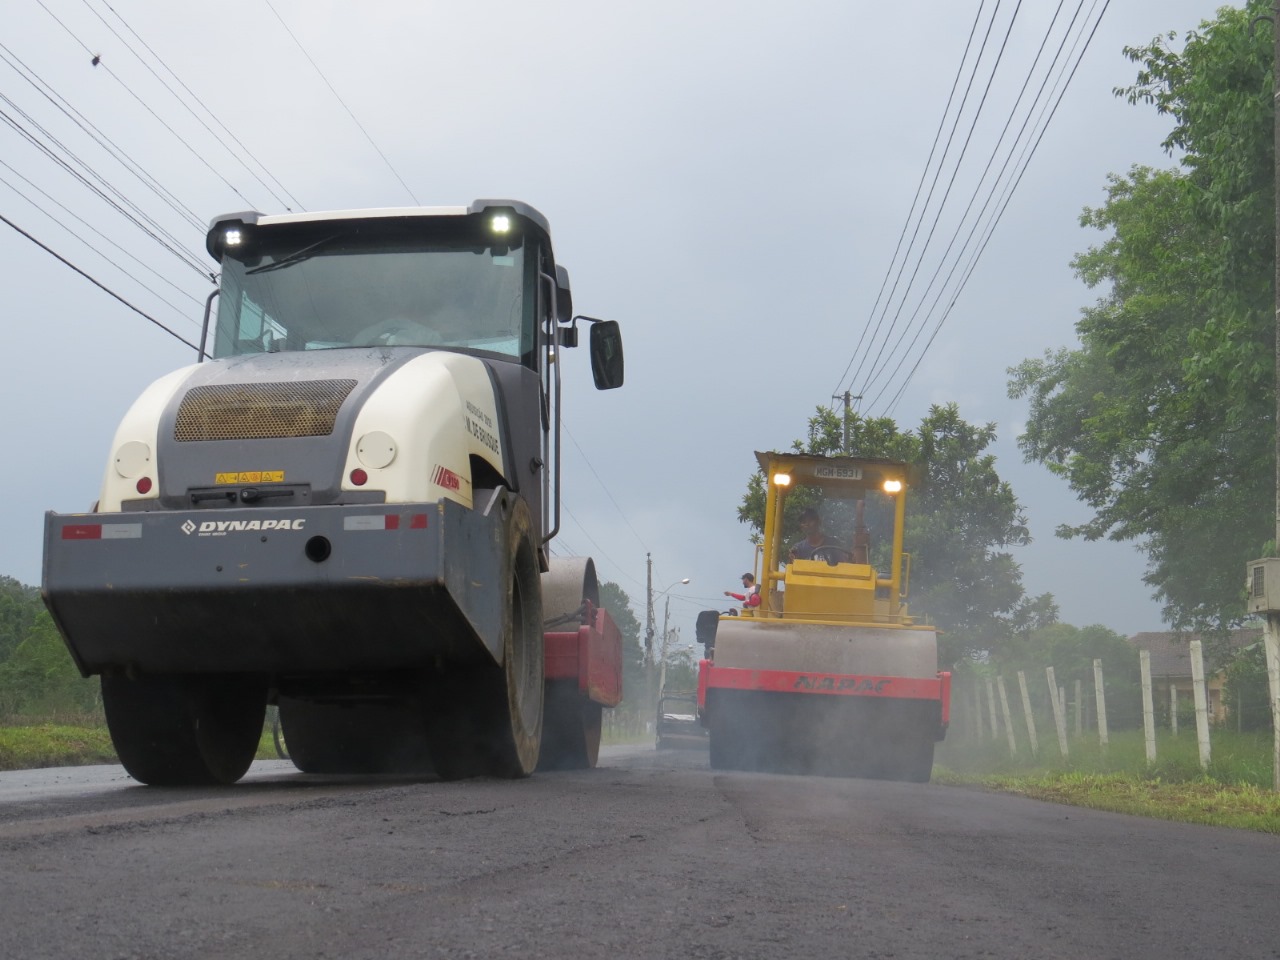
215 471 285 485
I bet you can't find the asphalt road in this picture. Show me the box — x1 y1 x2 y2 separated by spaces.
2 744 1277 960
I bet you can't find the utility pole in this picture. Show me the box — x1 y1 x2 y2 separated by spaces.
831 391 861 455
1250 6 1280 792
644 552 654 662
658 596 672 697
1271 3 1280 794
644 552 655 724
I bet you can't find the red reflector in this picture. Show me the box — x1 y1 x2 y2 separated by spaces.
384 514 400 530
350 468 368 486
136 477 153 494
62 524 102 540
409 514 428 530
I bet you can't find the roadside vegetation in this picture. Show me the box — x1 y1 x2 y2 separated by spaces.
937 729 1280 834
0 719 116 770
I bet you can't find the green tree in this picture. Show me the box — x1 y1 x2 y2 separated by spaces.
0 575 43 663
738 403 1056 664
1223 642 1271 730
0 611 99 719
1009 2 1274 630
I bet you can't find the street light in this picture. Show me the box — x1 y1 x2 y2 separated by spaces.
657 579 690 648
641 557 691 717
656 579 691 699
644 563 690 661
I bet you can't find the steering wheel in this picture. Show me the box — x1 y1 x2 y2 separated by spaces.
810 546 855 565
353 318 442 347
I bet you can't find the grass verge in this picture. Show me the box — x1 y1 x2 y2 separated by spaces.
936 728 1280 833
935 769 1280 833
0 718 284 772
0 723 118 770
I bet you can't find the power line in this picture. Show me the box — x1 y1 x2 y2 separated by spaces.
858 0 1080 406
831 0 990 401
840 0 1010 398
833 0 1108 419
0 41 204 230
880 0 1111 416
873 0 1101 415
563 422 651 553
83 0 304 212
558 502 643 591
852 0 1025 399
263 0 420 204
0 159 204 313
34 0 262 208
0 209 201 351
0 100 210 276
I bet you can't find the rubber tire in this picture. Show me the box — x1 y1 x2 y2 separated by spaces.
536 681 602 771
102 673 266 786
278 697 430 774
427 498 544 780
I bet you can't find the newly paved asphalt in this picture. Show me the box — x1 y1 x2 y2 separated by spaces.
2 744 1277 959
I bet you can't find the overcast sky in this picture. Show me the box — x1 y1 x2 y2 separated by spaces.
0 0 1234 649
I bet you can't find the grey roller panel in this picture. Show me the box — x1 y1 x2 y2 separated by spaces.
541 556 598 625
713 620 938 679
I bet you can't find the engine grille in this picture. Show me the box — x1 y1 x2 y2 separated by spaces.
173 379 358 441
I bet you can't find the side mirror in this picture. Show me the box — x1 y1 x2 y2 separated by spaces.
588 319 624 390
695 610 720 651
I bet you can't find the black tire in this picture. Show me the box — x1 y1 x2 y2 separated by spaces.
428 497 544 780
537 681 602 771
102 673 266 786
278 697 430 774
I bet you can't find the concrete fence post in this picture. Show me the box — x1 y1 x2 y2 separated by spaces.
1139 649 1156 764
1189 639 1211 770
1017 670 1039 758
1047 666 1069 759
985 676 999 740
1265 620 1280 792
1074 679 1082 737
996 676 1017 758
1093 659 1109 752
1170 684 1178 736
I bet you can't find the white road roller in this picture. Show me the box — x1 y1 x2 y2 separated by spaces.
43 201 625 785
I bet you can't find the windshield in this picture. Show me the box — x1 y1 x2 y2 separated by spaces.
211 221 534 362
781 485 898 568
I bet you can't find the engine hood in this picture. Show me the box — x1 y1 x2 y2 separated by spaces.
99 348 512 513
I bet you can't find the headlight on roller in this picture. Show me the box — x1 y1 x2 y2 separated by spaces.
113 441 151 478
356 431 397 469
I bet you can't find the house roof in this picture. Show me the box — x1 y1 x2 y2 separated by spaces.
1128 630 1261 677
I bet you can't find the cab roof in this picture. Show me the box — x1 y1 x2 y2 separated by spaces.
755 450 913 491
205 199 551 259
